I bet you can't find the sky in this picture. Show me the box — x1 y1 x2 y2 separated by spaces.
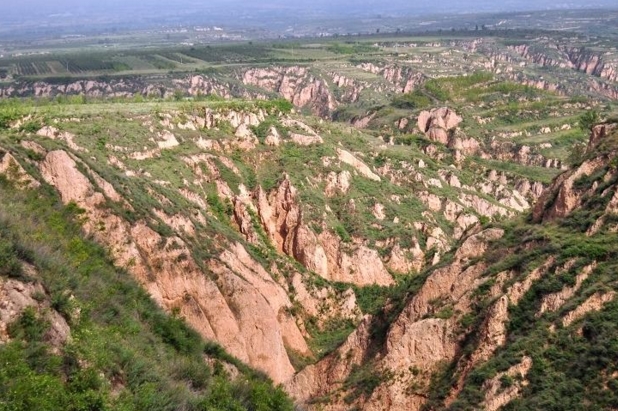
6 0 618 15
2 0 617 36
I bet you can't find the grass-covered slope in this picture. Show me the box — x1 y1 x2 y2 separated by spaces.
0 175 292 410
426 122 618 410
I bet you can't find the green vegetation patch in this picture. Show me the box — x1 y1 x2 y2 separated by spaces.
326 42 379 55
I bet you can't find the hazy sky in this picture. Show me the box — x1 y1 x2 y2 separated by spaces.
3 0 617 35
6 0 618 14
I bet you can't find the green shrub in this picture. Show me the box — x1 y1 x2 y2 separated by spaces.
0 343 68 411
561 242 609 260
343 364 387 403
334 224 352 243
392 90 431 109
19 120 41 134
151 313 203 356
353 284 390 315
250 116 288 142
0 236 24 278
579 110 599 131
8 307 48 342
307 317 356 359
424 79 451 101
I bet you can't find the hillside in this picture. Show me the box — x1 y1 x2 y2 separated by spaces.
0 139 293 409
286 121 618 410
0 28 618 411
1 100 617 411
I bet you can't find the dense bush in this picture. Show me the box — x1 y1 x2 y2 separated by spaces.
0 234 24 278
578 110 599 131
391 90 431 109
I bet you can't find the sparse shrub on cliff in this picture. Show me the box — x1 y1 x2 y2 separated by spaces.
343 363 387 403
306 317 356 360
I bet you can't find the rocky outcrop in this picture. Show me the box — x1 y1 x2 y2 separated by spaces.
351 112 376 129
187 75 233 98
471 295 510 363
290 272 361 327
587 123 618 152
417 107 462 144
191 107 269 151
336 149 380 181
446 258 556 403
208 243 310 382
36 126 84 152
587 185 618 236
482 356 533 411
290 133 323 146
0 74 237 100
324 170 351 197
288 224 599 410
336 229 502 410
508 44 571 69
255 177 393 286
357 63 425 93
363 318 457 411
533 123 616 223
448 132 481 155
0 151 40 189
459 193 512 219
538 262 596 316
157 130 180 149
287 315 373 405
231 199 260 244
265 126 281 146
0 269 71 352
489 141 564 170
502 72 563 94
587 78 618 100
242 66 336 117
330 73 366 103
386 242 424 274
563 291 617 327
281 118 324 145
505 43 617 87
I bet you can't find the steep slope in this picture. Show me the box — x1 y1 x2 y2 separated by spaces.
286 120 618 410
0 157 293 410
